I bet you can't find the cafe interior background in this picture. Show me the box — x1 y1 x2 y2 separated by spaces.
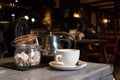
0 0 120 63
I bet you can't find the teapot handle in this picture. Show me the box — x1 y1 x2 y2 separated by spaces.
53 32 76 49
60 34 72 49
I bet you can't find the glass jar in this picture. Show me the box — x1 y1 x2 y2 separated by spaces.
12 34 41 67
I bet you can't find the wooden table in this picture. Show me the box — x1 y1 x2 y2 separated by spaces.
0 57 114 80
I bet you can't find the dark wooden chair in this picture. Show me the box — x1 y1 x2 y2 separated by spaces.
87 35 119 64
99 35 119 64
86 41 105 63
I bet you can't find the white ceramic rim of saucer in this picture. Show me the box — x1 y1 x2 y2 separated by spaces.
49 60 86 67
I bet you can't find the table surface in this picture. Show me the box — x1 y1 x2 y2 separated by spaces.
0 57 114 80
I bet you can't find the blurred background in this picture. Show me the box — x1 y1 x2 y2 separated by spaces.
0 0 119 57
0 0 119 32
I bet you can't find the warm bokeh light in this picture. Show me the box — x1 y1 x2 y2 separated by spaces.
73 13 81 18
102 18 108 23
0 4 2 9
42 9 51 30
15 0 18 2
24 15 29 20
9 3 15 7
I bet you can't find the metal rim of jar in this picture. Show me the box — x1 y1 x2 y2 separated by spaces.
12 34 38 46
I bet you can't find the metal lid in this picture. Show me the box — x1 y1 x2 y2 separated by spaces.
13 34 38 45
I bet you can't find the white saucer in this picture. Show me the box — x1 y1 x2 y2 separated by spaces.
49 60 87 70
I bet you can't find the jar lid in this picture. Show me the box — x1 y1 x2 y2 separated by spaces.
13 34 38 45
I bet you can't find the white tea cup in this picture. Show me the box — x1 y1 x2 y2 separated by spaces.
55 49 80 66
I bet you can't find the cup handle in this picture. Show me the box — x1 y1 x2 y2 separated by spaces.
55 55 64 65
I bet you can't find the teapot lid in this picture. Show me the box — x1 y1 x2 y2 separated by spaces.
13 34 38 45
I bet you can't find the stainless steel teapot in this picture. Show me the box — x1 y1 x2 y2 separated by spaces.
41 32 75 55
